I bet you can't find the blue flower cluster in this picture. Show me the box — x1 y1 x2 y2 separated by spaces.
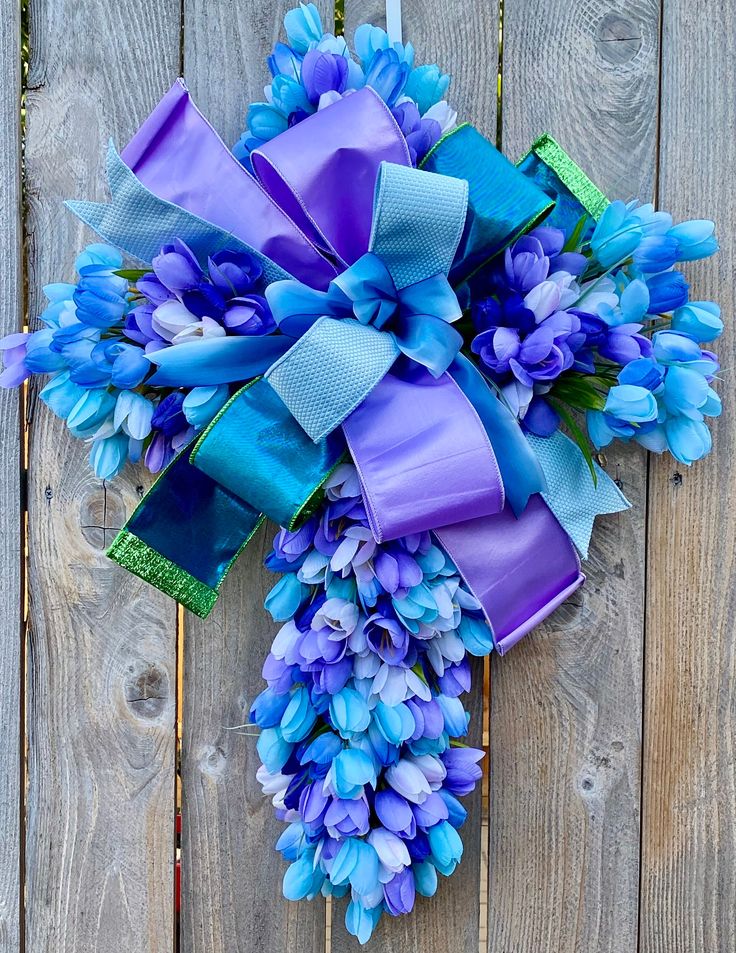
469 201 721 464
251 464 489 943
233 3 456 169
0 240 274 479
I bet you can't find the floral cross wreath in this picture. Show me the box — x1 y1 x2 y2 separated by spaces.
1 3 721 944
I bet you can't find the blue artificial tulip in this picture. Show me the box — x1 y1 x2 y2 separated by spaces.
427 820 463 876
256 726 293 774
299 730 342 766
283 852 323 900
39 372 86 419
332 747 377 798
267 41 302 80
439 789 468 828
246 102 289 142
66 388 116 438
662 365 710 419
271 73 312 117
265 573 309 622
275 821 306 861
250 686 291 728
284 2 323 55
664 415 712 464
364 48 411 107
182 384 229 431
671 301 723 343
669 219 718 261
457 615 493 656
344 898 382 945
330 687 371 738
281 685 317 743
413 861 438 898
89 432 128 480
24 328 67 374
73 272 129 329
354 23 414 68
632 235 678 274
646 271 689 313
372 700 415 745
591 201 643 268
403 63 450 114
74 242 122 272
617 357 665 392
604 384 658 424
436 694 468 737
110 344 150 389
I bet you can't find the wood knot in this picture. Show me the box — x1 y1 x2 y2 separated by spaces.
124 663 170 719
200 744 228 777
595 13 642 65
79 484 127 550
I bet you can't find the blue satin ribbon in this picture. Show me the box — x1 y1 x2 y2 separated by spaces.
449 354 547 516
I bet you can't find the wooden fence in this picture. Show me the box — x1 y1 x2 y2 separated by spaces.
1 0 734 950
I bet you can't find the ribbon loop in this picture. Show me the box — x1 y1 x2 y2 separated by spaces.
369 162 468 288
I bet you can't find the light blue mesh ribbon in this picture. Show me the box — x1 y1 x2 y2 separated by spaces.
265 162 468 441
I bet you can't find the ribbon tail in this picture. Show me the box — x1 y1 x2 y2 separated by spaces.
107 449 263 618
434 496 585 655
147 334 294 386
449 353 546 514
527 431 631 559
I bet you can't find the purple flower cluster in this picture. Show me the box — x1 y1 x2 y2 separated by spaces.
470 226 652 435
251 464 490 943
0 239 274 479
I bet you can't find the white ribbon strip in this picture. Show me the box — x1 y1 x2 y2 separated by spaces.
386 0 403 44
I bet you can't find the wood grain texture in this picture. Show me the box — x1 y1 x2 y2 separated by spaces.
641 2 736 950
178 5 332 952
329 2 498 949
0 0 23 949
23 1 180 949
488 2 660 951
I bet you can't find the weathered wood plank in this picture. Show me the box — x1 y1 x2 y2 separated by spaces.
329 2 498 949
641 2 736 950
0 0 23 949
23 1 181 949
179 4 332 952
489 2 660 951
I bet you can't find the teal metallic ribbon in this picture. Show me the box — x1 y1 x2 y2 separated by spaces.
422 123 555 285
109 123 620 618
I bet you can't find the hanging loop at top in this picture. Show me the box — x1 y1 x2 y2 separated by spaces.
386 0 403 44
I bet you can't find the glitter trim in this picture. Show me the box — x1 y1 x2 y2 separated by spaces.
527 134 609 221
107 529 218 618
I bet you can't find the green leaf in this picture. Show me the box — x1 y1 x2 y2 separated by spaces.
550 376 607 411
114 268 149 281
562 213 592 253
548 398 598 487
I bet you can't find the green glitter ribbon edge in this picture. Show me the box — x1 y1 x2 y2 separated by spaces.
107 529 218 618
526 133 610 220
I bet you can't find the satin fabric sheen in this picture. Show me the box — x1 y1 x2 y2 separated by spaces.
435 497 584 655
109 81 590 647
342 367 505 542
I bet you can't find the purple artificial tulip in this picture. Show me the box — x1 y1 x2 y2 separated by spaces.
441 747 484 796
300 49 349 105
375 789 417 839
383 867 416 916
324 796 370 838
365 611 410 664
